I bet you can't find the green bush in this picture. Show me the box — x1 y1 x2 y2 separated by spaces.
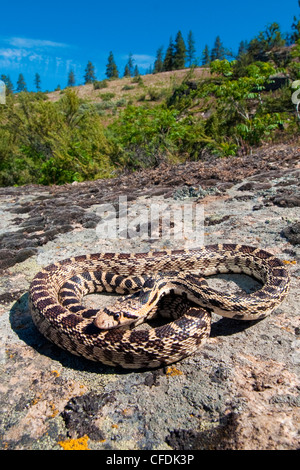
107 105 212 168
93 80 109 89
100 92 116 101
0 89 114 185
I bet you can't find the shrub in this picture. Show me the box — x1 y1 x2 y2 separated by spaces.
100 92 116 101
107 105 212 168
0 90 114 185
93 80 108 89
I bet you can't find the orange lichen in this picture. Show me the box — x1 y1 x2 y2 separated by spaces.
58 435 90 450
49 402 59 418
31 393 42 406
51 370 60 377
165 365 183 376
283 260 297 265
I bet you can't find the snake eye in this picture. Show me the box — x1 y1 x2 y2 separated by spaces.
113 313 120 321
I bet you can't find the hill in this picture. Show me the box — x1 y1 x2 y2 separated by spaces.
46 67 210 119
0 54 299 187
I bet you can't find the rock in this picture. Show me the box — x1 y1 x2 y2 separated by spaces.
0 142 299 450
61 392 115 440
271 194 300 207
282 222 300 245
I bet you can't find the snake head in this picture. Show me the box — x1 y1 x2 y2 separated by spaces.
93 292 148 329
93 288 160 330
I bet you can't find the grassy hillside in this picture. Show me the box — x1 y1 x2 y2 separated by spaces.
0 53 299 187
47 68 210 120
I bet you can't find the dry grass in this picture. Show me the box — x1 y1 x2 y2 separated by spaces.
46 67 210 107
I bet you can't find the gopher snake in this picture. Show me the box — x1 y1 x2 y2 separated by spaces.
29 244 290 369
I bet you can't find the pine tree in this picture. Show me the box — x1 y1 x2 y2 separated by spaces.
123 64 131 77
174 31 186 69
134 65 140 77
67 69 76 87
34 73 41 91
128 53 134 76
146 65 153 74
16 73 27 92
202 45 210 65
84 61 96 84
123 53 134 77
237 40 249 58
291 0 300 42
163 37 175 71
187 30 196 67
211 36 225 61
106 52 119 79
248 23 286 59
153 46 164 73
0 74 14 94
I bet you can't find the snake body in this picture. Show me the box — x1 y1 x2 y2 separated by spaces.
29 244 290 369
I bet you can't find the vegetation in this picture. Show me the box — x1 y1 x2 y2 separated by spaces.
0 89 113 185
0 6 300 186
67 70 76 87
84 61 96 84
106 52 119 79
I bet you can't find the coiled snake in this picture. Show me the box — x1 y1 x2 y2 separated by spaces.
29 244 290 369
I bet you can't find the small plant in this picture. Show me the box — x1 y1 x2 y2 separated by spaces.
100 92 115 101
122 84 135 91
93 80 108 90
148 87 163 101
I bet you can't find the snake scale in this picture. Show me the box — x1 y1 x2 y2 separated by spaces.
29 244 290 369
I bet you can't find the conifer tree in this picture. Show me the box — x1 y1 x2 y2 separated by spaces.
123 53 134 77
134 65 140 77
128 53 134 76
146 65 153 74
174 31 187 69
0 74 14 94
16 73 27 92
106 52 119 79
291 0 300 42
153 46 164 73
237 40 249 59
187 30 196 67
123 64 131 77
247 23 285 59
211 36 226 61
67 69 76 87
34 73 41 91
163 37 175 71
202 45 210 65
84 61 96 84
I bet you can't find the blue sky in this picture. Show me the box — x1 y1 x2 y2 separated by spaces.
0 0 298 91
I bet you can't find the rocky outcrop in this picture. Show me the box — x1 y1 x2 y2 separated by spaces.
0 143 299 450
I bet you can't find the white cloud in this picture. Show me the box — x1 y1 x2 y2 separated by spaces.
132 54 155 70
28 52 43 62
7 37 69 49
0 48 28 60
